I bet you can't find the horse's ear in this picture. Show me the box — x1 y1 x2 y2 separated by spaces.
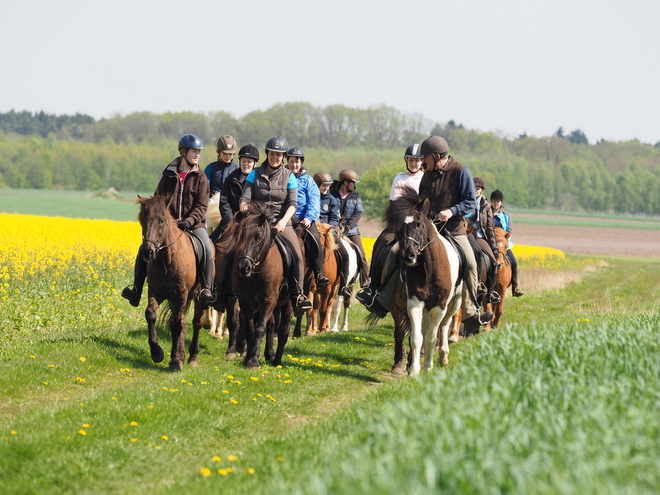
416 198 431 216
505 231 511 239
137 195 147 205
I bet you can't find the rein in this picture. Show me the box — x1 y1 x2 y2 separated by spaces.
143 225 186 253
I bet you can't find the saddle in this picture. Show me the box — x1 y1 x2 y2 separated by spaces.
186 231 207 281
274 234 295 279
436 229 465 290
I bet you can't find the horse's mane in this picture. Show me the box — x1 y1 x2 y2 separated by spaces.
384 187 424 228
316 222 337 251
231 202 276 251
137 194 174 224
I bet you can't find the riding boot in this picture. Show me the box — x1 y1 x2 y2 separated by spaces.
200 258 216 305
337 244 353 299
511 263 524 297
289 273 312 316
314 248 330 287
122 253 147 307
486 264 501 304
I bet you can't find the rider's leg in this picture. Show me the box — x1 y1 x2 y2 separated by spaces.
357 229 394 302
469 235 487 296
357 243 398 318
122 248 148 307
454 234 492 325
307 223 329 286
477 238 500 304
280 226 312 314
335 237 352 299
508 250 524 297
194 227 216 304
347 234 371 287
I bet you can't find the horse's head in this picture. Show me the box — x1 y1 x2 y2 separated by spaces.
386 189 434 267
493 227 510 265
137 195 176 262
232 203 274 278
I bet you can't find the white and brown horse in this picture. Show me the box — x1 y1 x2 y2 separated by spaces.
386 190 463 376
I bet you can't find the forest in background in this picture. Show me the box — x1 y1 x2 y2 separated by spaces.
1 104 659 218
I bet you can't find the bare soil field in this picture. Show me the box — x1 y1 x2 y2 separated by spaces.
360 216 660 259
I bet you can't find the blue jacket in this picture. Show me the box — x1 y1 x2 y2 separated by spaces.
332 188 363 236
204 160 238 196
292 170 320 223
319 192 340 227
493 208 514 249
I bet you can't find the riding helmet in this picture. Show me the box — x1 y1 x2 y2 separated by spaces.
338 169 359 183
265 136 289 153
490 189 504 201
287 147 305 163
404 143 423 160
238 144 260 162
313 171 333 186
216 135 237 153
473 177 485 189
419 136 448 157
178 134 204 151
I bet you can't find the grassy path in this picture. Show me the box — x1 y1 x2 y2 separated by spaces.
1 256 659 494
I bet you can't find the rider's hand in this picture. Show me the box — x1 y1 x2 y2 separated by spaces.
274 219 286 232
178 219 192 230
302 218 312 228
435 209 453 222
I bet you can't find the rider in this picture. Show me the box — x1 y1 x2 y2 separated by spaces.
239 136 313 314
210 144 259 242
490 189 524 297
466 177 501 304
122 134 216 307
286 147 330 287
204 135 239 197
330 169 370 288
356 144 425 309
315 171 353 300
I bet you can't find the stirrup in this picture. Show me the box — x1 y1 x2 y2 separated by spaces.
295 295 312 312
200 288 216 304
340 286 352 300
487 291 501 304
355 287 375 307
317 272 330 287
512 287 524 297
477 282 488 296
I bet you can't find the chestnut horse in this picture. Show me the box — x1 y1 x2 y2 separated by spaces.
308 223 339 334
490 227 512 328
230 202 292 369
137 195 205 371
384 190 463 376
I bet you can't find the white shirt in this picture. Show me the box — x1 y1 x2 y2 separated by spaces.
390 171 424 201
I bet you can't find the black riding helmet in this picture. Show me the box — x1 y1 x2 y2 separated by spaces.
265 136 289 153
286 147 305 163
404 143 423 173
238 144 260 162
420 136 448 169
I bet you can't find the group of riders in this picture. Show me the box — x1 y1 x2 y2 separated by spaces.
122 133 523 329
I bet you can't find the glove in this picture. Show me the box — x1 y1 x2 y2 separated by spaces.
178 219 192 231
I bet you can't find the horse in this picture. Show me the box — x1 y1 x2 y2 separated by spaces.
490 226 512 328
203 192 225 340
384 190 463 376
212 232 243 360
307 223 339 334
328 236 361 333
230 202 292 369
137 195 205 371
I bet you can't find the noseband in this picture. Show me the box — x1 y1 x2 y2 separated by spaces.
402 234 435 255
143 219 185 253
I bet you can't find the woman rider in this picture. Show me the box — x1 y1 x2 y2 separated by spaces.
490 189 524 297
238 136 313 314
315 170 353 300
330 169 370 288
466 177 501 304
122 134 215 307
209 144 259 242
286 147 330 287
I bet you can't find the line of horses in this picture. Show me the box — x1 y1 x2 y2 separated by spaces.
133 191 512 375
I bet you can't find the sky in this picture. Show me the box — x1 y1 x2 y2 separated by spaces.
2 0 659 144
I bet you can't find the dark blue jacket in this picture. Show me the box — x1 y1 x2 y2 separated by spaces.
332 188 363 236
204 160 238 196
319 192 340 227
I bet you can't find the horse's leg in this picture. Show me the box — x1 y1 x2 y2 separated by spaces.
293 314 303 339
146 295 165 363
273 303 293 367
245 306 271 369
423 308 443 372
225 300 240 360
341 295 350 332
407 297 425 377
169 300 187 371
391 312 407 375
449 306 463 343
188 300 203 367
265 316 276 363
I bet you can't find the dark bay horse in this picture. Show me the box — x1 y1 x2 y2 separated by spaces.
137 195 205 371
385 190 463 376
230 203 292 369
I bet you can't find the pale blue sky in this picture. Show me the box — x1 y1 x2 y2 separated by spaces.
2 0 658 143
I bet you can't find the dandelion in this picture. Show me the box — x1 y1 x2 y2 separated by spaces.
130 421 138 427
250 377 259 381
222 390 229 394
229 400 239 405
212 456 222 462
29 355 35 359
11 431 17 435
82 424 89 428
200 468 212 477
218 469 228 476
130 438 137 443
42 382 48 385
111 397 117 400
76 377 85 383
227 375 234 379
48 365 56 368
79 357 87 362
246 467 255 474
227 455 239 461
78 429 87 436
161 435 168 440
277 456 285 462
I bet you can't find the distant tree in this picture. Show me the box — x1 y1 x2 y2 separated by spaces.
555 126 565 139
518 131 528 140
567 129 588 145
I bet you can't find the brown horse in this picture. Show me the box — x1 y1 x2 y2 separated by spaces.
308 223 339 334
137 195 205 371
212 233 243 360
489 226 512 328
384 190 463 376
230 202 292 369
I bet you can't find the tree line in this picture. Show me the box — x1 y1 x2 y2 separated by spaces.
1 105 659 216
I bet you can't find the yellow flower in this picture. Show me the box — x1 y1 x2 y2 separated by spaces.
76 377 85 383
227 455 239 461
212 456 222 462
200 468 212 477
79 357 87 362
82 424 90 428
161 435 168 440
130 438 137 443
78 429 87 436
250 377 259 381
229 400 239 405
10 431 17 435
246 467 255 474
130 421 138 426
217 469 228 476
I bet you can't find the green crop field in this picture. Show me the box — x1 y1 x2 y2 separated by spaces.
1 189 660 494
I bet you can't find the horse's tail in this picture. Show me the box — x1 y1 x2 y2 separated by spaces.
159 299 193 328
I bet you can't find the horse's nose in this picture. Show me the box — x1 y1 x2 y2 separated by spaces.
140 243 156 262
238 260 252 278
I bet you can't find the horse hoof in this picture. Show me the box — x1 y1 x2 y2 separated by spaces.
244 359 259 370
441 358 449 367
168 361 182 372
226 352 237 361
151 346 165 363
188 358 199 367
391 364 406 375
209 331 223 340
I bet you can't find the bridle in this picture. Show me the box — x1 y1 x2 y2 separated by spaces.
143 218 185 254
236 221 270 274
402 217 438 256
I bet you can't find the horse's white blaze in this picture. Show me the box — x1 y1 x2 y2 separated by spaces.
404 215 414 224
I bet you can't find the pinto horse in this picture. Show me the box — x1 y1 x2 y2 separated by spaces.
137 195 205 371
386 190 463 376
230 202 292 369
489 227 512 328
